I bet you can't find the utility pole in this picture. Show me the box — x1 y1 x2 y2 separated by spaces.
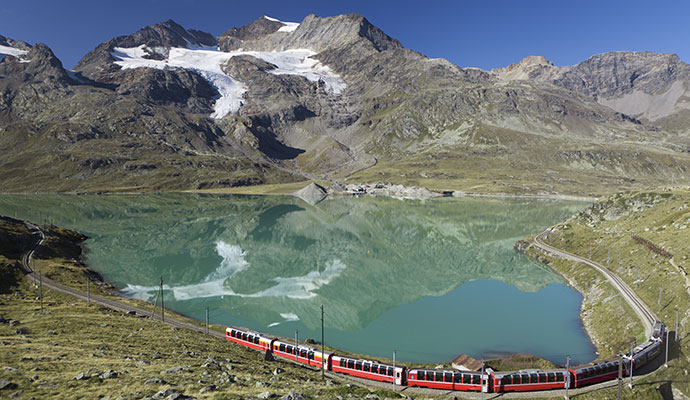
665 330 670 367
481 359 485 399
617 353 623 400
393 350 396 391
321 305 325 379
565 355 571 400
160 276 164 323
205 307 209 334
39 271 44 314
295 330 299 362
629 342 634 389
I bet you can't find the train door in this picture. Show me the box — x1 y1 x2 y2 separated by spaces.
481 374 489 393
395 369 403 386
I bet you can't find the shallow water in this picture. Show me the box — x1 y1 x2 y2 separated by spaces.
0 194 597 365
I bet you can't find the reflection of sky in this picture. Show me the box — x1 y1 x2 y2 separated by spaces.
122 241 347 301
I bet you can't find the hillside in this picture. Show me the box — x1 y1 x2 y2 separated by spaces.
1 16 690 194
519 188 690 399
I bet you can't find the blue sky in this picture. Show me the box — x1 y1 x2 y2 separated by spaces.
2 0 689 70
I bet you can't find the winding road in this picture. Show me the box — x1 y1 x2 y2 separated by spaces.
533 230 657 338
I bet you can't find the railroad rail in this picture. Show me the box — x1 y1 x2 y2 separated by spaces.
533 230 657 338
19 222 225 339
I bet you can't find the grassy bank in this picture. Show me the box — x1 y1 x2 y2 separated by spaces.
521 187 690 399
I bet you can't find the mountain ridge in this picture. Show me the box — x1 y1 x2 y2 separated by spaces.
1 14 689 195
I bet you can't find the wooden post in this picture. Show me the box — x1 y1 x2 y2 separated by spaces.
160 276 164 323
150 289 159 320
39 271 44 313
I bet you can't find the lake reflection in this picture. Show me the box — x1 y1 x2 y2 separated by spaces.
0 194 596 364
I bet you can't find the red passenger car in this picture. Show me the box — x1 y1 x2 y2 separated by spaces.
491 369 569 392
331 355 404 385
407 369 487 392
225 327 273 351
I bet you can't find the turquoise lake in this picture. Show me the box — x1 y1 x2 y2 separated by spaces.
0 194 597 365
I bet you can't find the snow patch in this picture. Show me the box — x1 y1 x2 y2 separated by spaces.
120 242 347 301
112 45 344 118
268 312 299 327
0 44 28 58
263 15 300 32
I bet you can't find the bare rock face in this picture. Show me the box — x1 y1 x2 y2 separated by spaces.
293 182 328 204
2 15 690 193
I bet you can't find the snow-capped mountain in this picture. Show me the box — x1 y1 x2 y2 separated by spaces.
1 15 690 194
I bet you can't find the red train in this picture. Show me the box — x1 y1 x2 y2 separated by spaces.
225 320 665 394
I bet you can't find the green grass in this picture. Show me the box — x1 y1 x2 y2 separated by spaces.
522 188 690 399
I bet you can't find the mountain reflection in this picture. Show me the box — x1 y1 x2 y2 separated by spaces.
0 194 586 333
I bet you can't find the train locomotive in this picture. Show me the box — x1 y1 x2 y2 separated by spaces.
225 320 665 394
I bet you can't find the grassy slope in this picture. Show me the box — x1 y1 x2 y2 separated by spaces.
522 188 690 399
0 218 401 399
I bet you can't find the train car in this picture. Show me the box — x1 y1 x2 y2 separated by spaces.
330 355 404 385
225 327 273 351
407 368 487 392
492 369 568 392
570 361 622 388
652 321 666 340
271 340 331 369
632 340 662 370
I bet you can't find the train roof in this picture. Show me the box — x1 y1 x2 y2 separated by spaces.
492 368 566 377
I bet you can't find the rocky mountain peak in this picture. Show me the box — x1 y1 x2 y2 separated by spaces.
74 19 216 79
493 55 554 80
218 13 402 54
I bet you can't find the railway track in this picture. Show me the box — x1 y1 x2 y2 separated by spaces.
533 230 657 338
18 222 225 339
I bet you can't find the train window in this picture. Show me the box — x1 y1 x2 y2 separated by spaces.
538 372 546 382
363 363 370 372
348 360 355 369
301 349 307 357
453 373 460 383
255 337 260 344
388 368 394 377
371 365 379 374
472 375 481 385
417 371 425 380
521 374 529 383
286 345 293 354
530 373 537 383
434 372 442 382
556 372 563 382
444 372 451 382
355 361 362 371
547 372 555 382
230 330 235 337
308 351 314 360
279 344 285 352
463 373 471 384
